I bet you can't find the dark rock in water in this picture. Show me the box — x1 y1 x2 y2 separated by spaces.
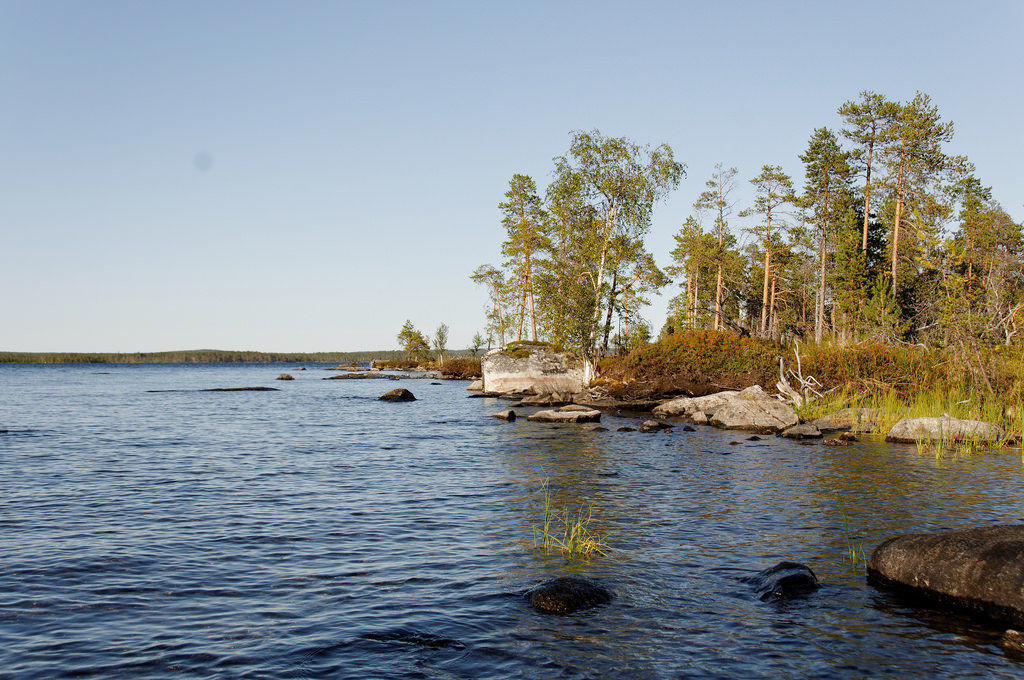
431 382 442 385
276 373 294 381
590 426 609 432
639 420 672 433
744 561 820 601
746 435 762 441
203 386 279 392
681 425 696 432
838 432 858 442
468 391 503 398
379 388 416 402
527 577 613 615
1003 629 1024 656
868 525 1024 627
491 409 516 422
0 429 7 434
822 437 853 446
729 441 740 445
292 367 307 371
617 427 636 432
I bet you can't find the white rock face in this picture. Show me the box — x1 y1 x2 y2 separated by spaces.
885 416 1005 443
482 346 587 395
652 391 739 418
467 380 484 392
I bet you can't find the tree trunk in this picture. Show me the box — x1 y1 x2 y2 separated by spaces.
602 270 618 354
769 274 778 341
686 268 694 328
815 220 827 343
760 248 771 337
526 252 537 341
891 160 905 296
862 134 874 255
715 263 723 331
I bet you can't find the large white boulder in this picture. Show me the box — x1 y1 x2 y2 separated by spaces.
885 415 1005 444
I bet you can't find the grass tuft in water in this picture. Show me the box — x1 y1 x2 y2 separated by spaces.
837 499 866 573
531 479 610 561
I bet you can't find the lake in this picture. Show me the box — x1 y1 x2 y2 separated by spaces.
2 363 1023 679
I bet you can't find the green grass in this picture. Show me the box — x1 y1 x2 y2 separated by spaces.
531 479 610 561
837 499 867 572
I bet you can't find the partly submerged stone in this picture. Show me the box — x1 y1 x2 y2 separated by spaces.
709 386 799 433
276 373 294 381
467 379 484 392
526 577 613 615
519 392 573 407
491 409 516 422
743 561 820 601
780 423 823 440
811 407 881 433
558 404 595 413
868 525 1024 627
526 409 601 423
652 391 739 418
639 420 672 433
885 416 1005 444
203 386 279 392
378 388 416 402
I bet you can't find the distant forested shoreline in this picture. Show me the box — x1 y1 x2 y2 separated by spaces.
0 350 412 364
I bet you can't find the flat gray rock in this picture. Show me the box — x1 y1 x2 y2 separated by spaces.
780 423 822 439
811 407 880 433
526 409 601 423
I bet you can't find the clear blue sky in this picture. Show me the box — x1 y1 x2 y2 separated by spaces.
2 1 1021 352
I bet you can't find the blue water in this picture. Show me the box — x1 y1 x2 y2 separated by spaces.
2 363 1023 679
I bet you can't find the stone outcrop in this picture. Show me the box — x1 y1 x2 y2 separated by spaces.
481 345 588 395
526 409 601 423
378 388 416 402
276 373 294 381
709 386 799 433
811 407 881 433
491 409 516 421
743 562 820 601
467 380 483 392
526 577 613 615
652 391 739 418
868 525 1024 627
885 415 1005 444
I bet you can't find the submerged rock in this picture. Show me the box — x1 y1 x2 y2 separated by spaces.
681 425 696 432
526 409 601 423
709 386 799 433
743 562 820 601
276 373 294 381
868 525 1024 627
378 388 416 402
527 577 613 615
491 409 516 422
822 437 853 446
639 420 672 433
617 426 636 432
811 407 881 433
780 423 822 440
885 416 1005 444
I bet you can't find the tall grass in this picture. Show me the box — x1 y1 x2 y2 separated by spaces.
837 499 866 573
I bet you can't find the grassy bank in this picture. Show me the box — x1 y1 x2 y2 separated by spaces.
376 357 482 378
600 330 1024 436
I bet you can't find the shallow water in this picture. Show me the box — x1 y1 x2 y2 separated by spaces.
2 363 1023 679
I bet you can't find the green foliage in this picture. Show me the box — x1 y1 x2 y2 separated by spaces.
396 320 432 361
